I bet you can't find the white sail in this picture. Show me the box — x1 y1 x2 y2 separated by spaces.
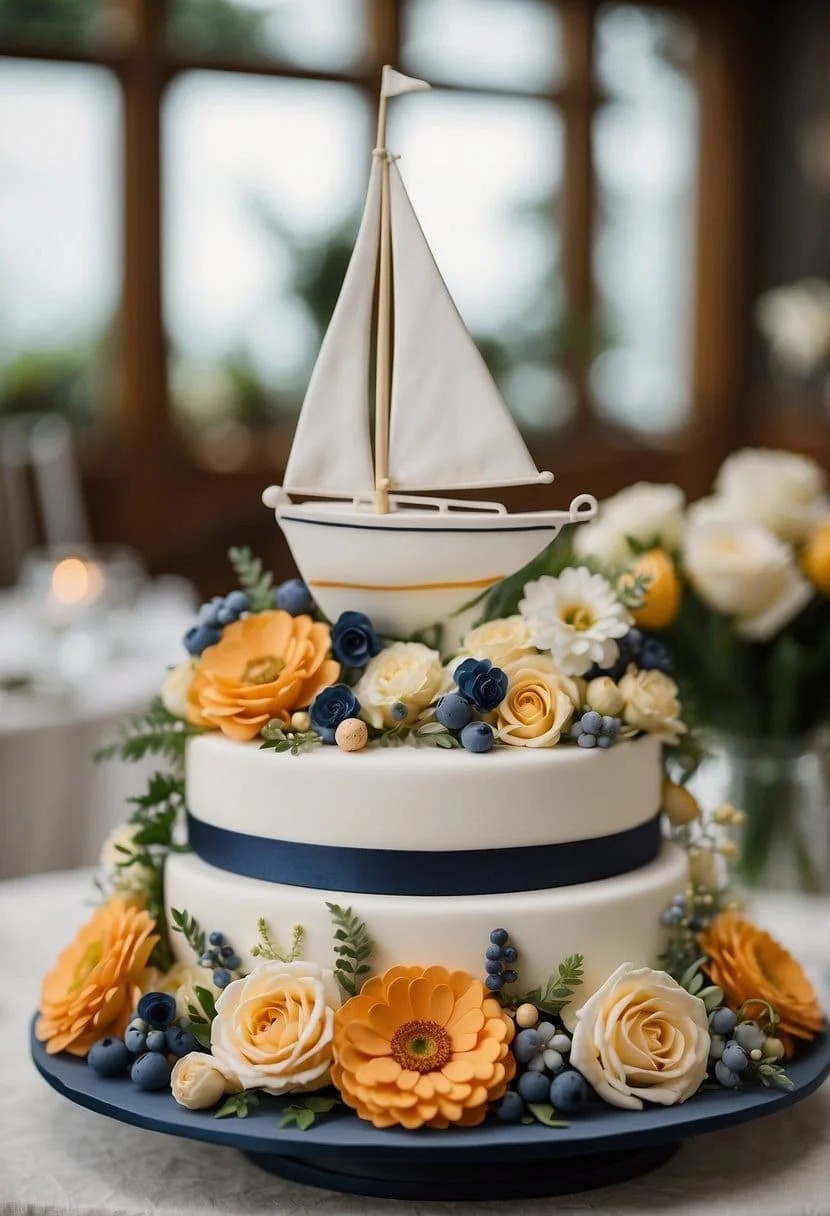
386 162 548 492
282 158 381 498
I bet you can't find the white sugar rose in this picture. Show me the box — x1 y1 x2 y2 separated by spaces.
171 1052 240 1111
684 519 812 640
618 666 685 744
713 448 826 542
573 483 685 566
161 659 198 721
456 616 535 667
99 824 155 901
210 960 340 1095
356 641 443 728
497 655 580 748
570 963 710 1111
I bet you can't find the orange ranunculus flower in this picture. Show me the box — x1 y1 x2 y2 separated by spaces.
700 911 824 1054
621 548 682 630
332 965 515 1129
187 610 339 742
36 899 157 1056
803 518 830 595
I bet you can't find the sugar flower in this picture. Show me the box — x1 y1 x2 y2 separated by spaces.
332 965 515 1129
497 654 579 747
569 963 710 1110
520 567 632 677
355 642 443 728
618 666 685 744
99 823 156 904
171 1053 241 1110
187 610 339 742
713 448 826 543
37 899 157 1056
330 611 381 669
454 658 508 712
454 616 535 667
310 683 361 743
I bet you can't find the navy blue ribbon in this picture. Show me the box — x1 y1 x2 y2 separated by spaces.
186 810 662 896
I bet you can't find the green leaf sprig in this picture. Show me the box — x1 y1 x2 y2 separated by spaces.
327 903 373 997
94 698 200 772
514 953 584 1017
260 721 322 755
215 1092 260 1119
185 985 218 1049
377 722 461 749
278 1095 341 1130
171 906 206 958
250 916 304 963
229 546 274 613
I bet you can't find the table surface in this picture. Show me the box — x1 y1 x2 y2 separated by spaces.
3 868 830 1216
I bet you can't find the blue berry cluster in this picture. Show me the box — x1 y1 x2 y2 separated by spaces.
498 1022 589 1121
587 627 672 680
88 991 200 1091
434 658 507 754
570 709 621 750
660 890 707 934
184 590 250 656
274 578 314 616
484 928 518 993
708 1011 769 1089
199 930 242 988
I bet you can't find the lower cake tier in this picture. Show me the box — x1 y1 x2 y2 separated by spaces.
165 843 687 1010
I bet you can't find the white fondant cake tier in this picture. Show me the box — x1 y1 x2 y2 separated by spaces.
186 733 662 853
164 843 687 1006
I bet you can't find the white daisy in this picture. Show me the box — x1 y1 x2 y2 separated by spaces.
519 567 632 677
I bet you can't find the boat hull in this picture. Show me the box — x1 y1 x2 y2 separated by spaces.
271 495 596 638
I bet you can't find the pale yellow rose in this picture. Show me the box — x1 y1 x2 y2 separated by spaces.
585 675 624 717
573 482 686 566
497 655 579 748
171 1052 240 1110
210 960 341 1095
713 448 826 543
618 666 685 744
456 616 536 667
356 642 443 729
161 659 198 721
570 963 710 1111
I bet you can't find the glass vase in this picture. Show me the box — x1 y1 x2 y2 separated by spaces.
697 731 830 894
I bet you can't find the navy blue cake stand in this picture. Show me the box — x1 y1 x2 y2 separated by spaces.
31 1020 830 1201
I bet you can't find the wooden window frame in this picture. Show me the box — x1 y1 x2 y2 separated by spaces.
1 0 757 588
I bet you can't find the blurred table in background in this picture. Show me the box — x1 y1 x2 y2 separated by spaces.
0 577 194 878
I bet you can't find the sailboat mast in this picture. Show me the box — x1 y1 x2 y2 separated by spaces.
373 74 393 515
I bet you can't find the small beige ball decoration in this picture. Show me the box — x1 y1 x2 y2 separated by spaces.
515 1003 539 1029
335 717 368 752
290 711 312 732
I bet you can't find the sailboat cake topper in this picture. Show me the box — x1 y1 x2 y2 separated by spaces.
263 66 597 637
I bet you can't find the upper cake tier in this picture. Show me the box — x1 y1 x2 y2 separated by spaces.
184 732 662 897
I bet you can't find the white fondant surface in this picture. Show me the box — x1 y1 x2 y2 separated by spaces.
185 732 662 852
165 843 687 1007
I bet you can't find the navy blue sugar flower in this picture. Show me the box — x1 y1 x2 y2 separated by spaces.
310 683 362 743
638 635 673 674
331 611 381 669
454 657 508 712
137 991 177 1030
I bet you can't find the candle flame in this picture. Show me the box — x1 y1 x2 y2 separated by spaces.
51 558 104 607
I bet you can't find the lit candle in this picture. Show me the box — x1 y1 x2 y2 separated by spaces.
49 556 105 619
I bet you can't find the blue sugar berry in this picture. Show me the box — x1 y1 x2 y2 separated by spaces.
514 1028 541 1064
490 929 509 947
390 701 409 721
183 623 220 657
600 716 620 738
88 1037 132 1078
517 1071 550 1104
145 1030 168 1054
131 1051 172 1092
570 721 583 740
199 952 215 968
196 597 224 627
550 1070 589 1114
709 1007 737 1036
219 945 235 960
224 953 241 971
502 969 518 985
166 1026 199 1057
208 930 226 947
672 892 687 908
460 721 495 753
485 958 502 975
213 968 233 989
733 1021 765 1053
580 711 603 736
138 991 177 1029
502 946 518 964
484 973 503 992
714 1060 740 1089
688 916 705 932
224 589 250 616
661 906 683 926
215 604 235 626
274 578 313 616
127 1017 148 1033
597 735 614 749
720 1041 749 1073
485 944 503 962
577 733 597 749
496 1091 526 1123
124 1027 147 1055
435 693 473 732
638 636 673 674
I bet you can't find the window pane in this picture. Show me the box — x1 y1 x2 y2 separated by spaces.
0 60 120 426
403 0 562 92
389 92 570 431
591 4 698 434
168 0 368 69
163 73 370 446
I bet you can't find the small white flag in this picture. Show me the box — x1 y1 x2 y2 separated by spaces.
382 66 431 98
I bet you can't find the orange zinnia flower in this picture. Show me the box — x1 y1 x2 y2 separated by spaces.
332 965 515 1129
700 911 824 1054
187 610 339 742
37 899 157 1056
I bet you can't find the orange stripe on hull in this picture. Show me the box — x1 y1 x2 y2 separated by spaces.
309 576 504 593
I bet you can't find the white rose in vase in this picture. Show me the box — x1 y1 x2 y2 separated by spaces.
712 448 827 543
573 482 686 567
683 519 812 640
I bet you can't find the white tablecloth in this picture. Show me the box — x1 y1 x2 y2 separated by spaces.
2 869 830 1215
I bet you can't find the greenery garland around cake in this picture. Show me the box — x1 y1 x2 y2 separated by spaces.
34 547 825 1131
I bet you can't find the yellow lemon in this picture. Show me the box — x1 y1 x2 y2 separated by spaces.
803 519 830 595
621 548 682 630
